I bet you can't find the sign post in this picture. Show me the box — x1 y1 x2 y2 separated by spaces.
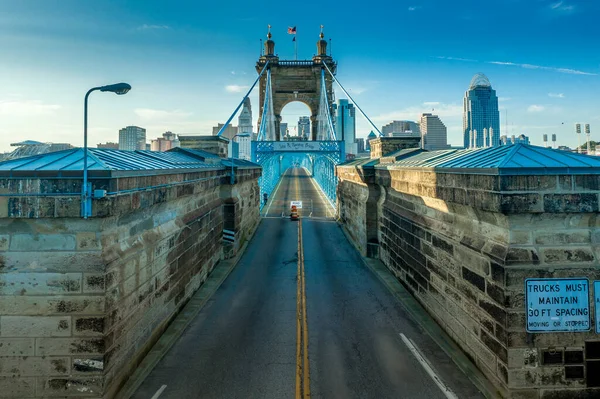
525 278 590 333
291 201 303 209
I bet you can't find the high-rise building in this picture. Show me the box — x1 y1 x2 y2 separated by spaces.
463 73 500 148
420 113 448 150
298 117 310 139
500 134 530 146
356 138 365 153
280 123 288 137
366 131 377 151
97 142 119 150
381 121 420 137
238 98 253 134
118 126 146 151
334 99 357 155
150 132 180 152
212 123 238 140
234 134 252 160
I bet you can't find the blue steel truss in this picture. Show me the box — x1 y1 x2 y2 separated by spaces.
252 141 344 210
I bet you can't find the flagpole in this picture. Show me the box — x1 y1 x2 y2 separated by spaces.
295 34 297 60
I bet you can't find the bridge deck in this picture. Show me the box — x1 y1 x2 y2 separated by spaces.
263 167 334 219
132 168 483 399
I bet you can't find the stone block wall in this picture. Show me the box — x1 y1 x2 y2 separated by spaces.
336 167 370 255
337 163 600 398
0 215 106 398
0 166 261 398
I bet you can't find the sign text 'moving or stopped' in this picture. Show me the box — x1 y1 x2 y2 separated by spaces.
525 279 590 333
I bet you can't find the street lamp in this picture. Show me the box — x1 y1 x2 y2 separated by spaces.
230 133 250 185
82 82 131 218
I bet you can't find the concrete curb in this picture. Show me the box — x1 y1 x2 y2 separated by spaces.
337 222 503 399
115 224 260 399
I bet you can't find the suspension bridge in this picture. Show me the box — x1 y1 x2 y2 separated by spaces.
217 25 383 212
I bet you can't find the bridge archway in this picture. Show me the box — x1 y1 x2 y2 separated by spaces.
280 101 313 140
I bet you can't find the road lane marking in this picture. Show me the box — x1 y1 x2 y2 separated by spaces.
295 218 310 398
150 385 167 399
263 169 286 216
295 217 302 398
300 219 310 398
305 169 335 218
399 334 459 399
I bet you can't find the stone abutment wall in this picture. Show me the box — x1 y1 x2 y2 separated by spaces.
337 163 600 398
0 166 261 398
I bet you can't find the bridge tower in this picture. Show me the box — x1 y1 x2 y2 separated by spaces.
256 28 337 141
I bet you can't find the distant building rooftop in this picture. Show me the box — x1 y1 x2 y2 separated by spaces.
11 140 44 146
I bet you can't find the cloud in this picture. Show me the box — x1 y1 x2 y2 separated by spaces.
408 6 421 11
498 97 512 102
225 85 250 93
423 101 440 106
347 86 367 94
373 102 463 122
436 56 478 62
137 24 170 30
550 1 575 12
134 108 192 120
0 100 60 116
548 93 565 98
436 56 596 76
528 105 545 113
488 61 596 76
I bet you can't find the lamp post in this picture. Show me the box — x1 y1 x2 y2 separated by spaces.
230 133 250 185
82 83 131 218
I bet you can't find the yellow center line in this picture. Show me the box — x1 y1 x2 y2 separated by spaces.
295 170 310 398
295 218 302 398
300 219 310 398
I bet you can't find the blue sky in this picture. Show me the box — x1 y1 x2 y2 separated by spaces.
0 0 598 152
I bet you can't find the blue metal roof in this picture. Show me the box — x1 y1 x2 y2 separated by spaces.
170 147 221 160
384 144 600 175
0 148 221 175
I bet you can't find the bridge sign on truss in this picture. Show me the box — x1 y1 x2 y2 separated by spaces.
291 201 303 209
274 142 321 152
525 278 590 333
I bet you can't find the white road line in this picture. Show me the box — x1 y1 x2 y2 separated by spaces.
303 167 335 218
399 333 459 399
150 384 167 399
263 169 287 216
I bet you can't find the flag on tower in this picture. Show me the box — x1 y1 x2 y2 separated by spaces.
292 36 296 42
287 26 296 34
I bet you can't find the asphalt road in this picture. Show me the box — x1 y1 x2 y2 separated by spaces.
263 167 335 219
132 167 483 399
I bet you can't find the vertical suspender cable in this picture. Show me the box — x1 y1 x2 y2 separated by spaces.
320 68 337 140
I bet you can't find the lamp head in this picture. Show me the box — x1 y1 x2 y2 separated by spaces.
100 82 131 95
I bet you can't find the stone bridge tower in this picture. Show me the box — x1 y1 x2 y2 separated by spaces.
256 27 337 141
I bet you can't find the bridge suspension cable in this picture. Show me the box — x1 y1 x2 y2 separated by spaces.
257 68 277 141
322 62 383 137
316 68 337 141
217 61 270 137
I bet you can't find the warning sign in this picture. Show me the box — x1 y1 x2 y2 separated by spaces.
525 278 590 333
291 201 303 209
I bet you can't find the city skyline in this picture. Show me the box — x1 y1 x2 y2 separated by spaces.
1 0 599 153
